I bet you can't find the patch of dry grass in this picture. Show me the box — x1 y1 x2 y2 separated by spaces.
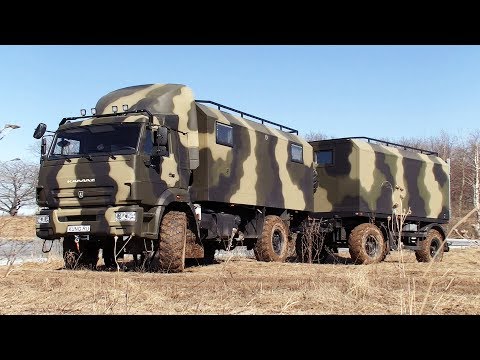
1 248 479 315
0 216 36 240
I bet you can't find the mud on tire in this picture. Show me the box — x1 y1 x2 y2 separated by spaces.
254 215 289 262
158 211 187 273
415 229 444 262
348 223 386 264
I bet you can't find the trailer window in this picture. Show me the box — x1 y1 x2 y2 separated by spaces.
216 122 233 147
315 150 333 165
291 143 303 163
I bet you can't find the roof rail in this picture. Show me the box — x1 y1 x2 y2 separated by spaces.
195 100 298 135
323 136 439 156
59 109 153 126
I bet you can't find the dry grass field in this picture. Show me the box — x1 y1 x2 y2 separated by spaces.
0 247 479 315
2 215 479 315
0 216 36 240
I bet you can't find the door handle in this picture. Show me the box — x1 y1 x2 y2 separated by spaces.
169 173 175 178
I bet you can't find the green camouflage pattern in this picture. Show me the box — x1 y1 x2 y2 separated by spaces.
190 104 314 211
36 83 313 241
311 138 450 222
94 83 199 169
36 84 199 239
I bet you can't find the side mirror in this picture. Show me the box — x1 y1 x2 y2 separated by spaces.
157 127 168 146
33 123 47 139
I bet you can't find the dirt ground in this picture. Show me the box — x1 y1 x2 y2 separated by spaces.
1 248 479 315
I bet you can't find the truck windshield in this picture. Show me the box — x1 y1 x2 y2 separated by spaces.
49 123 142 160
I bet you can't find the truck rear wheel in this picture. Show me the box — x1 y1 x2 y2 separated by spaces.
348 223 386 264
254 215 289 262
158 211 187 273
415 229 444 262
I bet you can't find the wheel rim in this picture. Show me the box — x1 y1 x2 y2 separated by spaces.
430 238 441 258
365 235 378 257
272 228 284 256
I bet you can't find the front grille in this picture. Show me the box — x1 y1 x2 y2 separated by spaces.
58 215 97 222
51 186 115 206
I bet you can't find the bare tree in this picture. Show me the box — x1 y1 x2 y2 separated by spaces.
465 131 480 237
0 160 39 216
27 139 42 157
430 130 457 161
449 138 470 215
28 137 53 159
303 131 332 142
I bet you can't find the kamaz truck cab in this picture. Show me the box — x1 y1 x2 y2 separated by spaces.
34 84 202 270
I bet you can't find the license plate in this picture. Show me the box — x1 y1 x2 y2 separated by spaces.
67 225 90 233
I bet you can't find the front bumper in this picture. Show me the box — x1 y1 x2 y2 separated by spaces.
36 205 163 240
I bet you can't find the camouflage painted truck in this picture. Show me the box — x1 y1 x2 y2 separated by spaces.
301 137 450 264
33 83 313 272
32 83 450 272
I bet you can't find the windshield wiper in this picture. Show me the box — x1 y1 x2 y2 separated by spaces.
52 154 71 162
107 152 117 160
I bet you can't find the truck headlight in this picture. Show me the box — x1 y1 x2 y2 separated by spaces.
115 212 136 222
36 215 50 224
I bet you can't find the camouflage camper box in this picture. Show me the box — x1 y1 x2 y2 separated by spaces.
190 104 314 212
310 138 450 222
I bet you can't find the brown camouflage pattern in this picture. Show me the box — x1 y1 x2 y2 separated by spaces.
36 84 449 243
310 138 450 222
36 84 313 240
36 84 199 239
95 83 199 170
190 104 314 211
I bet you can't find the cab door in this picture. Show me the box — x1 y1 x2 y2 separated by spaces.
138 128 178 205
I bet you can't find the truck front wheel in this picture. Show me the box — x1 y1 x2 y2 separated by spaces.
254 215 289 262
415 229 444 262
158 211 187 273
348 223 386 264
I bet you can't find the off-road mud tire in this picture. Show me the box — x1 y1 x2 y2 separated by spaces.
348 223 386 264
254 215 289 262
415 229 444 262
158 211 187 273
